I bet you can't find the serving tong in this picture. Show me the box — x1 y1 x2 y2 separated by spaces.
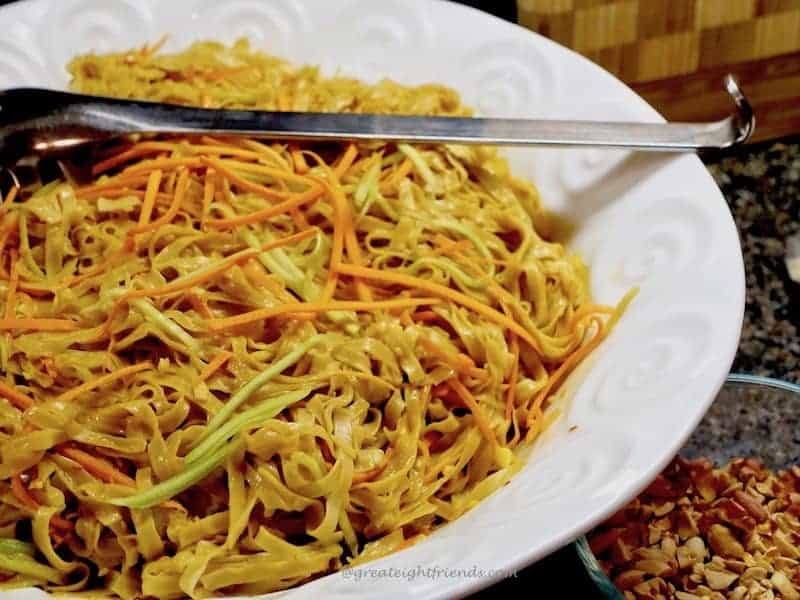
0 74 753 194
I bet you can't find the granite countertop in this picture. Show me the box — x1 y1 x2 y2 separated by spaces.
478 138 800 598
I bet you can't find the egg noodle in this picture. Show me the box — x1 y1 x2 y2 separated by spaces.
0 39 632 598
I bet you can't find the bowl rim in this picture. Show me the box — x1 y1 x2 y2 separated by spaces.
575 372 800 599
725 373 800 394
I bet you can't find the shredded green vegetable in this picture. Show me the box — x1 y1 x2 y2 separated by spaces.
0 38 629 600
112 441 239 509
0 539 35 556
0 553 64 583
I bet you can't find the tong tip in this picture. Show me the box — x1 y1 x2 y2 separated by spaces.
723 74 755 146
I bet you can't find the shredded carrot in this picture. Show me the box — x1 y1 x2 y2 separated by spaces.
56 362 152 404
141 33 169 59
505 334 520 422
11 473 38 509
0 318 79 332
334 264 542 354
0 185 18 216
206 297 441 331
128 168 190 236
199 351 232 382
568 303 615 329
50 515 74 531
380 158 413 194
290 146 309 174
186 293 213 319
334 144 359 180
417 337 485 380
118 228 317 305
320 202 343 302
200 167 215 226
525 317 606 441
0 381 34 410
202 158 304 200
56 445 136 487
324 180 373 302
161 499 187 512
137 169 163 226
447 378 496 446
92 143 172 175
411 310 440 323
399 310 414 327
352 447 394 484
77 174 151 197
204 185 324 229
122 156 203 176
241 261 296 303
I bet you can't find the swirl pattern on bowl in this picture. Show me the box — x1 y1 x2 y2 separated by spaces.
191 0 311 56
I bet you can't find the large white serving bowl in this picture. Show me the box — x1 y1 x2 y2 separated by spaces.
0 0 745 598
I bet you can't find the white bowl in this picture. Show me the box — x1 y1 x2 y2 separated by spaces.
0 1 745 598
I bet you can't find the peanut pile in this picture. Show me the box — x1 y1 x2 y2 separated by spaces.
588 457 800 600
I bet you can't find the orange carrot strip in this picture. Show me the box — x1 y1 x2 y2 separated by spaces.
50 515 74 531
11 473 39 509
214 159 320 187
325 180 372 302
141 33 169 58
0 318 79 332
199 351 233 382
121 156 203 176
352 447 394 484
137 169 163 226
447 378 496 446
241 261 296 303
290 146 309 174
187 293 213 319
119 229 317 304
92 143 174 175
56 362 152 404
333 144 359 180
417 337 485 380
207 297 440 331
334 264 542 354
525 317 606 441
56 445 136 487
77 174 151 196
379 158 413 193
201 158 295 201
411 310 441 323
568 303 615 329
0 185 18 216
128 168 190 236
200 168 215 226
0 381 34 410
505 334 520 422
204 185 324 229
320 183 345 303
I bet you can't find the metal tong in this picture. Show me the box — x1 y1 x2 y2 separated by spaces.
0 74 753 190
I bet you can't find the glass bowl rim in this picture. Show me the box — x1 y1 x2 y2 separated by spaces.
573 372 800 599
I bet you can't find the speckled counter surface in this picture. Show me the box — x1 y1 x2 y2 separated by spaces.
477 138 800 598
709 139 800 381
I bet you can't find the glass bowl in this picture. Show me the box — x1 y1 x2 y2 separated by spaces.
575 374 800 599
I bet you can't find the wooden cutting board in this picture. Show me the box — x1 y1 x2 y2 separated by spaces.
519 0 800 142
